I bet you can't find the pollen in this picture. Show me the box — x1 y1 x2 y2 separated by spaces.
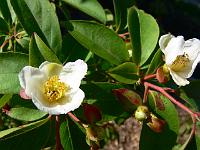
44 75 68 102
170 53 190 72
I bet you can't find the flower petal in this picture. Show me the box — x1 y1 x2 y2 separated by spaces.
59 59 87 91
18 66 47 97
169 70 189 86
32 89 85 114
39 61 63 77
183 38 200 78
164 36 185 65
159 33 174 53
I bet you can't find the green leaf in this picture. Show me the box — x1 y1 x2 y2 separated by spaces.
16 36 30 50
0 119 51 150
10 0 62 53
0 52 28 94
81 82 125 122
34 33 61 64
59 34 89 63
60 118 89 150
0 117 49 140
0 0 12 25
29 36 45 67
0 94 12 108
108 62 139 84
146 49 164 75
128 6 159 65
113 0 134 32
7 107 47 121
69 21 129 65
181 80 200 110
62 0 106 23
0 17 9 33
140 90 179 150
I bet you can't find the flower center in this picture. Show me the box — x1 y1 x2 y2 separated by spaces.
170 54 190 72
44 75 68 102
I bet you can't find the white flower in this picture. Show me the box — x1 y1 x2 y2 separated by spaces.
159 33 200 86
18 60 87 115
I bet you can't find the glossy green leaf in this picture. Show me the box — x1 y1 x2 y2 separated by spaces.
10 0 62 53
81 82 125 122
29 36 45 67
0 0 12 25
0 119 51 150
69 21 129 65
0 94 12 108
62 0 106 23
0 52 28 94
60 118 89 150
113 0 134 32
7 107 47 121
0 117 49 140
34 33 61 64
108 62 139 84
181 80 200 110
140 90 179 150
16 36 30 50
146 49 164 75
113 88 142 112
59 34 89 63
128 6 159 65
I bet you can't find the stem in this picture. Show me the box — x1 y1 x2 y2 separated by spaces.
143 85 149 103
143 74 156 81
68 112 80 122
68 112 84 127
56 115 62 150
144 82 194 115
179 114 197 150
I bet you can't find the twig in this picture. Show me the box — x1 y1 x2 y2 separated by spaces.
56 115 62 150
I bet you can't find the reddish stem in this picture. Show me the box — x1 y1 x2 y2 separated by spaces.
68 112 80 122
56 115 62 150
143 85 149 103
143 74 156 81
118 32 129 39
144 82 194 115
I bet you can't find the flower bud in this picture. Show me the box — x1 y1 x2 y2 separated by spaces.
83 103 102 124
156 66 170 84
134 105 150 121
147 113 165 133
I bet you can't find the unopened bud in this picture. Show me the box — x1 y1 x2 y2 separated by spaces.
83 103 102 124
156 66 170 84
147 113 165 133
134 105 150 121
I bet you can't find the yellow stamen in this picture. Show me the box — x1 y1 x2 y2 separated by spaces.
44 75 68 102
170 54 190 72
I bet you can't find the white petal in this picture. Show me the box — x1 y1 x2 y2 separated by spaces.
170 70 189 86
39 61 63 77
183 38 200 78
59 59 87 91
183 38 200 60
164 36 185 65
18 66 47 97
159 33 174 53
32 89 85 115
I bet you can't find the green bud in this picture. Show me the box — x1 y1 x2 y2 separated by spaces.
134 105 150 121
